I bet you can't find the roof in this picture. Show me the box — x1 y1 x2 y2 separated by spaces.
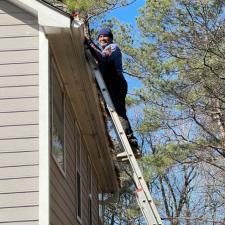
37 0 69 15
8 0 119 193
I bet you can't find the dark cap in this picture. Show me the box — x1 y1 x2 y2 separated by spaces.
97 28 113 39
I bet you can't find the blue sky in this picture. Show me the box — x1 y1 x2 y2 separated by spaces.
106 0 146 94
108 0 145 25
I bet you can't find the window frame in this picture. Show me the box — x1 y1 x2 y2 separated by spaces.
50 55 66 176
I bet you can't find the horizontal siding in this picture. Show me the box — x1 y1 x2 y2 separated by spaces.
50 87 103 225
0 50 38 65
50 96 78 225
0 75 38 87
0 206 38 223
0 86 38 99
51 209 67 225
0 151 38 167
0 63 38 76
0 177 38 193
0 12 37 25
0 192 38 208
0 36 38 51
51 187 75 225
0 111 38 126
50 161 76 225
0 222 38 225
0 24 38 38
0 165 39 179
81 148 89 225
0 1 39 224
0 138 38 153
50 159 75 201
0 125 38 139
0 98 38 113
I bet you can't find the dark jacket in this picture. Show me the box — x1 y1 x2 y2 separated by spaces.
87 41 127 88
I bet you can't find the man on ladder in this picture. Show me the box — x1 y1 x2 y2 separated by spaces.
84 26 163 225
85 27 142 159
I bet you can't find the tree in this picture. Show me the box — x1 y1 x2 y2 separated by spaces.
63 0 136 21
110 0 225 224
60 0 225 223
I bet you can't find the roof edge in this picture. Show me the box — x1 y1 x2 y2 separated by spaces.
37 0 70 18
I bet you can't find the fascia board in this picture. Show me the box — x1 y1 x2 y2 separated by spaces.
8 0 71 27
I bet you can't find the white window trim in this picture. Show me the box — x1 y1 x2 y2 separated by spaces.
39 26 50 225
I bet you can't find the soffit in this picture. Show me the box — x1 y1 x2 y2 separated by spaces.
44 25 119 193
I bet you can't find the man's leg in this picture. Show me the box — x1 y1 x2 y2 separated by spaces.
109 83 141 158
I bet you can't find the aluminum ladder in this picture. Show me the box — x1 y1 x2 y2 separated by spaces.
85 48 163 225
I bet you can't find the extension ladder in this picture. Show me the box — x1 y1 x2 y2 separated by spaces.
85 48 163 225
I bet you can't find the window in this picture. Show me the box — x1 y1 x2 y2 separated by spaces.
51 59 65 171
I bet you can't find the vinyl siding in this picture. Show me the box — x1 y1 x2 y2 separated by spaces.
50 94 102 225
50 96 76 225
0 1 39 224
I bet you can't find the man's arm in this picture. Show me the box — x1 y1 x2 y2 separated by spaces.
87 41 121 63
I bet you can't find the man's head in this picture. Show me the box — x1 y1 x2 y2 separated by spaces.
97 28 113 48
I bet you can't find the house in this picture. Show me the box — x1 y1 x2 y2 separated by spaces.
0 0 119 224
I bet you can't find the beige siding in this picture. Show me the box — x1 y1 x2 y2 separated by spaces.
0 98 39 113
0 151 38 167
0 111 38 126
0 36 38 51
0 206 38 223
92 174 101 225
0 165 39 179
0 222 38 225
0 177 38 193
50 92 102 225
0 24 39 38
0 86 38 99
0 1 39 224
81 142 89 225
0 192 38 208
0 63 38 76
50 97 77 225
0 50 38 64
0 138 38 153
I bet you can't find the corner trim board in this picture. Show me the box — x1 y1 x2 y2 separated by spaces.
39 26 50 225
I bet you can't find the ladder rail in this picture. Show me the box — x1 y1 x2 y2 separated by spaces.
85 49 163 225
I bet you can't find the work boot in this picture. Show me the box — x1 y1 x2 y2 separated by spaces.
127 136 142 159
